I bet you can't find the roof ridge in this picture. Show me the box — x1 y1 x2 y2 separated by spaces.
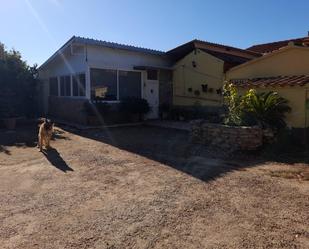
193 39 261 56
74 36 165 54
247 36 308 49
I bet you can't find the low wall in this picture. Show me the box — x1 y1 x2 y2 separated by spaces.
190 120 263 151
48 96 88 124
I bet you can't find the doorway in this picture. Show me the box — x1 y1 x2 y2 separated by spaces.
143 70 159 119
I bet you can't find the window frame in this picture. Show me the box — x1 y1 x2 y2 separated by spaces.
90 68 118 101
89 67 143 103
72 72 86 97
59 74 72 97
54 72 86 99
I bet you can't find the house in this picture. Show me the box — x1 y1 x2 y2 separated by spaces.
247 35 309 54
166 40 260 111
226 42 309 128
38 36 173 123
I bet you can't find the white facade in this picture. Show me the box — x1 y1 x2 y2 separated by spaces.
39 37 172 118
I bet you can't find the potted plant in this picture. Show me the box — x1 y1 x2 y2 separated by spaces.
119 97 150 122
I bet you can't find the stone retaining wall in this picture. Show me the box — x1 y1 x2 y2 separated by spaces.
190 120 263 151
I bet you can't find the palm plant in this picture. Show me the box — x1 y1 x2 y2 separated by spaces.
223 82 291 130
243 91 291 129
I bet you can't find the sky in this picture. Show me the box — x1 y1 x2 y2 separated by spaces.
1 0 309 66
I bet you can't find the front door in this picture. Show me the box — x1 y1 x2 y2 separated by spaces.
143 72 159 119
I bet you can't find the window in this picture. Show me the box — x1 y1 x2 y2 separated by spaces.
119 71 141 100
60 75 71 96
90 68 142 101
72 73 86 97
90 69 117 100
147 69 158 80
49 77 58 96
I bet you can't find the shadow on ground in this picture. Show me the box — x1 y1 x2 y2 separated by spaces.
42 148 73 172
0 123 69 156
66 125 268 182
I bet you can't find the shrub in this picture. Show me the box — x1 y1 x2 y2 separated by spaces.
0 89 19 118
119 97 150 120
223 83 244 126
243 90 291 129
223 82 291 130
0 42 38 118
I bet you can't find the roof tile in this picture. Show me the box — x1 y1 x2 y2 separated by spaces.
231 75 309 88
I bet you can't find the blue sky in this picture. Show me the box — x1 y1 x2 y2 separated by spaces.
1 0 309 66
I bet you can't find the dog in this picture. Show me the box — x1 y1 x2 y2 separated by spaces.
38 118 54 152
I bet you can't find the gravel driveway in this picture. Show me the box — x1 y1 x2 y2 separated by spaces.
0 125 308 249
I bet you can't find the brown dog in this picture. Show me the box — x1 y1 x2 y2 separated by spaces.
38 118 54 152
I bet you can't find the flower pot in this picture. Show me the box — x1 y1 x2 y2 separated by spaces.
3 118 17 130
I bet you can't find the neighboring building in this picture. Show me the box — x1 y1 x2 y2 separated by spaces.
247 35 309 54
166 40 260 110
227 42 309 128
38 36 172 123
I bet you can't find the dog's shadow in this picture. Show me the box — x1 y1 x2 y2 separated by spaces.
42 148 73 172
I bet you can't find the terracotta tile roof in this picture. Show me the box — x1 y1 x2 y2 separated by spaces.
167 39 261 61
247 37 309 53
200 49 252 72
231 75 309 88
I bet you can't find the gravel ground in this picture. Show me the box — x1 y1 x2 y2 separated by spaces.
0 125 308 249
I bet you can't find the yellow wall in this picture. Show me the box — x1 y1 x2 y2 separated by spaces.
173 49 224 107
227 46 309 78
238 87 308 128
227 46 309 128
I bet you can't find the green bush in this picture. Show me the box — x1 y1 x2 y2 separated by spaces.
0 89 19 118
223 82 291 130
0 42 38 118
119 97 150 120
243 91 291 129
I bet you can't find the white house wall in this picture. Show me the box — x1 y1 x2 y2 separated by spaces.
38 43 171 115
86 45 170 70
40 50 87 78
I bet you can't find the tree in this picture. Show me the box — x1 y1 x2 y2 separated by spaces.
0 42 38 118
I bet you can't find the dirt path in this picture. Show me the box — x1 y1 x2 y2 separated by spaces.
0 126 308 249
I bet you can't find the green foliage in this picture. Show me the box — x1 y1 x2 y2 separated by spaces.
119 97 150 116
0 89 18 118
0 42 38 118
223 83 244 126
243 90 291 129
223 82 291 129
